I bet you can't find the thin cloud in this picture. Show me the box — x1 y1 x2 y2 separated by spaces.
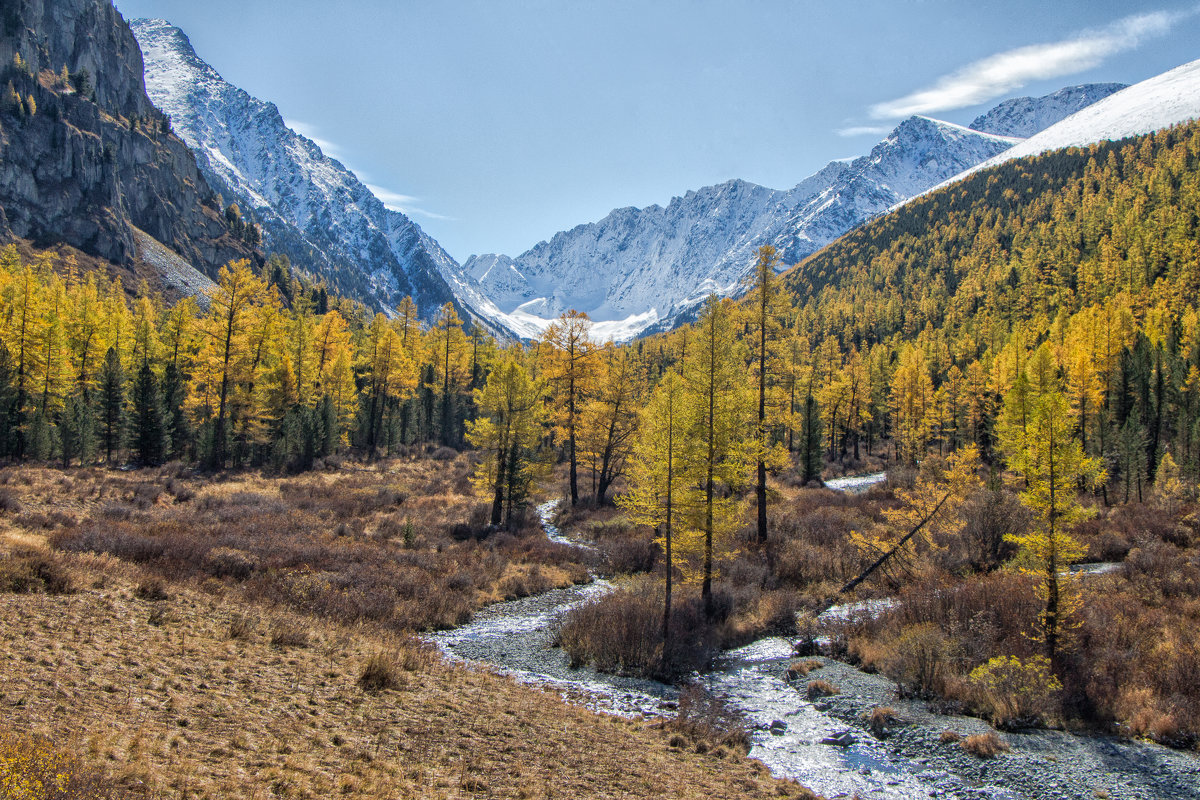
836 124 893 137
869 10 1186 119
365 184 455 221
282 120 453 221
284 119 342 157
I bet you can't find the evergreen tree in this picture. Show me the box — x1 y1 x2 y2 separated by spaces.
60 389 96 467
131 361 167 466
161 361 191 460
98 346 125 464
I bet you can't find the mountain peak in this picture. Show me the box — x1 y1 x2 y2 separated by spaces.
131 18 482 325
968 83 1129 138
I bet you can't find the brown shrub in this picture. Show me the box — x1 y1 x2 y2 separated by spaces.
785 659 822 681
359 651 400 692
228 612 257 640
667 683 751 754
805 679 838 699
0 487 22 512
0 551 73 594
939 729 962 744
867 706 897 738
133 578 168 601
269 617 310 649
555 577 719 680
961 732 1009 758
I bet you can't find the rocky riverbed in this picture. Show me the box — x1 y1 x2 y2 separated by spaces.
427 491 1200 799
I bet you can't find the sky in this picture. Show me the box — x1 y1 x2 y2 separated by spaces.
111 0 1200 263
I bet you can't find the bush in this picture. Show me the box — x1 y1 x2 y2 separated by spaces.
203 546 259 580
269 617 310 649
133 579 168 601
785 659 823 681
0 731 134 798
359 651 399 691
806 679 838 699
863 622 957 698
0 552 73 594
961 731 1009 758
966 655 1062 728
0 487 21 512
867 706 897 738
228 612 256 640
667 683 751 754
555 577 719 680
601 536 658 575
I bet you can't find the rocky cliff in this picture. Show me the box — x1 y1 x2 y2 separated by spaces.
0 0 255 279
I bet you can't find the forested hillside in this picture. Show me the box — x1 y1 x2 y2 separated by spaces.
781 120 1200 484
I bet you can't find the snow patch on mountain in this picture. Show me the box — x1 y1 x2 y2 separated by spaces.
925 59 1200 199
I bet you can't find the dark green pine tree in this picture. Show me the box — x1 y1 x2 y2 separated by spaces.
60 389 96 467
161 361 191 460
0 343 18 459
317 393 337 457
131 361 167 466
99 346 126 464
800 391 823 485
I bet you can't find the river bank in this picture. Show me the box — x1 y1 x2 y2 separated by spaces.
427 485 1200 799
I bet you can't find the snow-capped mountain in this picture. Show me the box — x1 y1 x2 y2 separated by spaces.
130 18 471 323
465 117 1023 340
464 82 1129 341
931 59 1200 195
968 83 1127 138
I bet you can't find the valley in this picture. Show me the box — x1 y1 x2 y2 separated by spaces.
2 1 1200 799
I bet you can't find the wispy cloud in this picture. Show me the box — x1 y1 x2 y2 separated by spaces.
284 119 343 157
283 119 453 221
363 183 454 220
869 10 1187 120
836 124 893 137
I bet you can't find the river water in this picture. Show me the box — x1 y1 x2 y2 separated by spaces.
427 473 1200 800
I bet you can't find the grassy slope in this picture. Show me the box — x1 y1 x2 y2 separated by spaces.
0 464 813 800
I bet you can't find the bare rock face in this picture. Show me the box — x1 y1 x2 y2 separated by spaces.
0 0 255 277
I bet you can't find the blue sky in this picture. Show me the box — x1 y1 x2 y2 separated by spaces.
112 0 1200 262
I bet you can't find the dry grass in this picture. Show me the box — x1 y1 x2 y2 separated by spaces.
866 706 897 738
0 464 813 799
15 459 588 634
785 659 823 681
961 731 1010 759
0 553 811 799
805 680 839 700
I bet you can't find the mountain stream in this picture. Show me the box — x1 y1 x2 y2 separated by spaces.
428 473 1200 799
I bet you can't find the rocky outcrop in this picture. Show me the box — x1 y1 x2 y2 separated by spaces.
0 0 255 278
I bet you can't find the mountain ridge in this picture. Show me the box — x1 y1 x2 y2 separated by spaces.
130 18 477 325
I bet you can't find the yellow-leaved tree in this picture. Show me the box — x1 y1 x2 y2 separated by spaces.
618 370 693 670
467 352 546 527
683 295 753 617
191 260 275 469
541 310 597 507
998 388 1104 669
